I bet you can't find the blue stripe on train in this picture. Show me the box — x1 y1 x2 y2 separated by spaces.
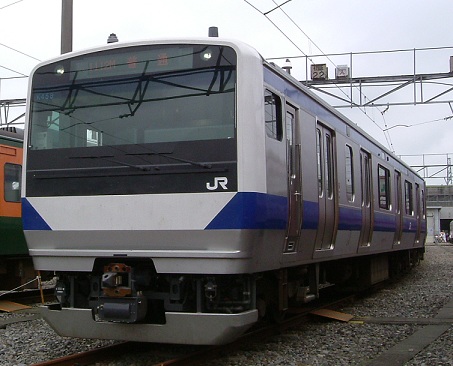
338 206 362 231
301 200 318 230
205 192 326 230
205 192 288 230
374 211 397 232
205 192 318 230
403 216 418 232
206 193 418 233
21 198 52 230
205 193 325 230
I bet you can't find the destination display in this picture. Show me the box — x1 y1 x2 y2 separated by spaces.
70 46 195 80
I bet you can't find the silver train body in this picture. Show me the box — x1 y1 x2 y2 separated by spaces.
23 38 426 345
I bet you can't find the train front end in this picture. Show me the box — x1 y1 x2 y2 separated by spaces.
22 40 269 344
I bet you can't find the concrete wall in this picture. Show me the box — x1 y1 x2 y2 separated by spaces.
426 207 440 243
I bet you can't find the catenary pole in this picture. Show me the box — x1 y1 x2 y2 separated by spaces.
61 0 73 54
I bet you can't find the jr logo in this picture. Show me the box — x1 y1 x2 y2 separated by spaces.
206 177 228 191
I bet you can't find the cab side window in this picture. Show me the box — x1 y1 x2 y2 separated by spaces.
264 90 283 141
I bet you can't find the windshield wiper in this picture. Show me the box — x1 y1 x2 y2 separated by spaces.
69 152 212 170
69 154 153 171
126 151 212 169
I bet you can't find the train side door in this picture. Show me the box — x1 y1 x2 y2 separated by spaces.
415 183 422 244
315 124 337 250
284 104 302 252
393 170 403 246
359 149 373 247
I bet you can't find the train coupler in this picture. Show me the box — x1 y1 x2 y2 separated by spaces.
93 295 148 323
90 262 148 323
101 263 133 297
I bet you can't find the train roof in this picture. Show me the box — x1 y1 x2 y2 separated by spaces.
0 126 24 142
29 37 260 72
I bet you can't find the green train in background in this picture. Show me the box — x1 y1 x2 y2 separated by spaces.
0 127 35 289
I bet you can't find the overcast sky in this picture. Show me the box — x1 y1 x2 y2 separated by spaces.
1 0 453 182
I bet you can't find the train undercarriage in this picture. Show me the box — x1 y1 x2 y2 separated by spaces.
51 248 424 331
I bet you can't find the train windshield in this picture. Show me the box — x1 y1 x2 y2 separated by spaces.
30 45 236 149
26 44 238 196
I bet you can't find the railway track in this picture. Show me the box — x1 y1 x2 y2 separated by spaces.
29 342 132 366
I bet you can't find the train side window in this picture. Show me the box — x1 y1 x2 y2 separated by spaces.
316 128 323 196
378 165 391 210
264 90 283 141
415 183 421 218
4 163 21 203
325 133 333 198
404 180 413 215
421 189 426 219
345 145 354 202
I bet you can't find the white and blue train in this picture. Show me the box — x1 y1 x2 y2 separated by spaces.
22 37 426 345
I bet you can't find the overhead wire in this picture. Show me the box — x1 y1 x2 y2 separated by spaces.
243 0 308 58
384 115 453 131
0 42 41 62
379 105 396 153
272 0 394 146
0 64 27 77
264 0 292 15
0 43 39 77
0 1 39 77
0 0 23 10
243 0 396 150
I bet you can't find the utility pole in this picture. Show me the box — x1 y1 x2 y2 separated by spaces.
61 0 73 54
